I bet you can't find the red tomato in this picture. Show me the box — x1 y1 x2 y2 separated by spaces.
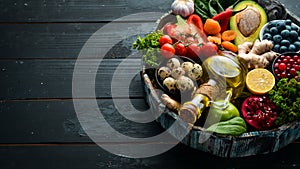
160 43 175 59
187 43 201 61
175 42 187 56
159 35 173 47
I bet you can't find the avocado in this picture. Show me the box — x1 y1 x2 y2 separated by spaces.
230 1 268 46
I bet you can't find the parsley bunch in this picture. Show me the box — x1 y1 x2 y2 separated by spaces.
268 77 300 126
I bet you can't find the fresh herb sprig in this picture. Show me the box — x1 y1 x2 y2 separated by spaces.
132 31 163 50
132 31 163 67
268 77 300 126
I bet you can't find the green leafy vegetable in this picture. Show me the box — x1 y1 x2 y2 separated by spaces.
132 31 163 50
268 77 300 126
142 48 163 67
132 31 163 67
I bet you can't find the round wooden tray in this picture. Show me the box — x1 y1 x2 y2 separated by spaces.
141 0 300 158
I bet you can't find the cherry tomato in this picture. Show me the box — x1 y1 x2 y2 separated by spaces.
159 35 173 47
187 43 201 61
161 43 175 59
175 42 187 56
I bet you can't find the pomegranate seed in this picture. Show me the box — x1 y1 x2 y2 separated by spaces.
278 63 287 70
293 55 299 60
277 59 282 63
286 55 291 60
283 58 288 63
297 59 300 64
289 59 295 63
294 65 300 71
274 63 279 68
280 55 285 59
290 68 297 76
281 71 287 78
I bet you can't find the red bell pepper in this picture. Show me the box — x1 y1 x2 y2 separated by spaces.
187 14 204 32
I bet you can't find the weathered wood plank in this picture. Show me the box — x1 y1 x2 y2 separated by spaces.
0 22 156 59
0 99 163 143
1 142 300 169
0 0 171 22
0 59 145 99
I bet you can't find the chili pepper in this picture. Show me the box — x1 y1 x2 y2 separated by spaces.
212 5 248 21
220 17 230 33
187 14 204 31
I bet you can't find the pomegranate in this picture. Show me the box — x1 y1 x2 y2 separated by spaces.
241 96 278 131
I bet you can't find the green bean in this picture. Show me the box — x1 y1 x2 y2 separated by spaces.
194 5 210 20
194 0 209 13
208 0 218 17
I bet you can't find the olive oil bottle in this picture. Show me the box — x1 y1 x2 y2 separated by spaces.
178 52 248 124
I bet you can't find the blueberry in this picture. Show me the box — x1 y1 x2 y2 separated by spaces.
280 46 288 53
273 35 282 44
288 44 297 52
270 27 278 35
294 41 300 50
281 29 290 38
268 21 276 29
276 20 286 31
286 25 292 31
273 44 280 53
285 19 292 26
291 24 299 31
264 27 270 34
290 30 298 41
263 33 272 40
281 39 291 47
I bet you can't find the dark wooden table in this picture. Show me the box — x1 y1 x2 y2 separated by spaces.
1 0 300 168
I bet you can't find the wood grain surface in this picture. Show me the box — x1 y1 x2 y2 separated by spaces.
1 0 300 168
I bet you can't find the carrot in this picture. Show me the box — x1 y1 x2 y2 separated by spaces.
222 41 238 53
208 35 222 45
203 19 221 35
221 30 237 41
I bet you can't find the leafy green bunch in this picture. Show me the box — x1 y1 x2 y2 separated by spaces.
268 77 300 126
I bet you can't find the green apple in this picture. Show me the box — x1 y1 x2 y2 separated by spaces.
209 100 240 122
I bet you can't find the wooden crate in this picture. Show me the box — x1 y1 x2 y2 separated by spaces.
140 0 300 158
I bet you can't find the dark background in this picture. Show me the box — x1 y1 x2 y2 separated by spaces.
0 0 300 169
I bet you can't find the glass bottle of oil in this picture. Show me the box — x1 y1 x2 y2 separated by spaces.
178 51 248 124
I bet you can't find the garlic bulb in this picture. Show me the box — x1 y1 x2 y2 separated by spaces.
171 0 194 18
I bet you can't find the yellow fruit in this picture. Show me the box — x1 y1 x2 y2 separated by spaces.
246 68 275 95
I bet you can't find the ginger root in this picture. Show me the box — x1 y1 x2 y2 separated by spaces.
238 39 278 68
161 94 181 112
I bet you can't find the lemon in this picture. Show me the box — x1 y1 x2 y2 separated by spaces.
246 68 275 95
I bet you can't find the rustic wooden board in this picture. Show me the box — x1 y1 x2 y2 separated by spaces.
0 22 157 59
0 99 163 143
0 59 145 99
1 142 300 169
0 0 172 22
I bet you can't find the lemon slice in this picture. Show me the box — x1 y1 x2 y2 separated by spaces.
246 68 275 95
